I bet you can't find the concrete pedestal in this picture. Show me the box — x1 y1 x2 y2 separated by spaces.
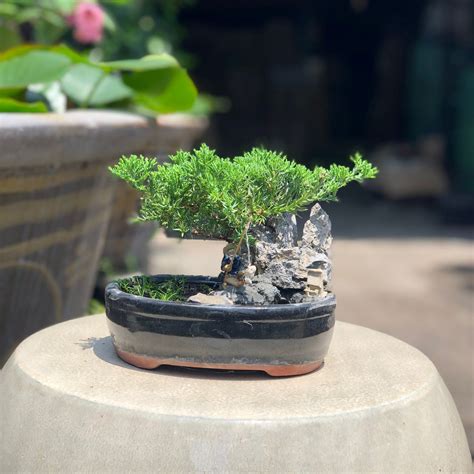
0 315 470 473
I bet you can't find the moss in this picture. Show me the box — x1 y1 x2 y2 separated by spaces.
117 275 213 302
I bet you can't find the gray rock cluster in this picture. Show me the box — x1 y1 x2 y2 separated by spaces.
213 280 281 305
215 204 333 305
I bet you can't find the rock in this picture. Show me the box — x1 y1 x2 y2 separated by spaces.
289 292 305 304
237 203 333 299
252 212 297 247
270 212 298 247
223 275 245 288
302 204 332 251
214 286 264 305
214 280 281 305
296 248 332 283
253 240 278 271
241 265 257 284
253 246 331 290
188 293 234 305
251 213 297 270
264 257 305 289
255 281 281 304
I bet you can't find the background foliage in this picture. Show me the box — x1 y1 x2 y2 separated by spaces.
0 44 197 113
0 0 201 114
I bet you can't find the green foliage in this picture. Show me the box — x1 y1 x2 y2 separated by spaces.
0 49 71 88
118 275 186 301
87 298 105 315
0 1 76 48
0 97 47 111
0 44 197 112
110 144 378 245
97 0 193 65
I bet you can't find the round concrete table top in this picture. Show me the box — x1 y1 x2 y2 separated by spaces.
1 315 470 473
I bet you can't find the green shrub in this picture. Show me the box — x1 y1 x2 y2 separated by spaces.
110 144 377 247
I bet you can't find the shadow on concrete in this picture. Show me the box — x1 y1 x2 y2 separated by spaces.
77 335 294 382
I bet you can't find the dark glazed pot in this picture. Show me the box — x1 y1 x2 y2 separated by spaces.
105 275 336 377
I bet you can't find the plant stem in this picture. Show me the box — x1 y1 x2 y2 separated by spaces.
81 72 106 108
234 221 251 256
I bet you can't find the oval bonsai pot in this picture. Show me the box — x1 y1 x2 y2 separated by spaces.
105 275 336 377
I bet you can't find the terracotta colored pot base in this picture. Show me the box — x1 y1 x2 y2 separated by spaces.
115 347 323 377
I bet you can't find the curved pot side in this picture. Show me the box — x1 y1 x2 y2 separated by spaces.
105 277 336 377
0 112 160 365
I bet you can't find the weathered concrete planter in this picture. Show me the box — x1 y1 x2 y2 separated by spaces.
102 114 208 273
0 111 160 364
105 275 336 376
1 315 471 472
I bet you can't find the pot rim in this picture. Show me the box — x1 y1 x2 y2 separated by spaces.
105 274 336 316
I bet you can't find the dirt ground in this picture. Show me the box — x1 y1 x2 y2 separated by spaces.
148 197 474 453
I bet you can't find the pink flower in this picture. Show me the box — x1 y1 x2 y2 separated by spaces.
70 2 105 44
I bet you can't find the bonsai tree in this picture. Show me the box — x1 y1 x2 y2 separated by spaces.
110 144 377 302
106 144 377 374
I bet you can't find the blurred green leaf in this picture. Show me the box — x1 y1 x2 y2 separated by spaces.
51 0 76 14
34 26 67 46
54 45 93 65
0 44 40 60
61 63 132 106
0 97 47 112
147 36 171 55
101 53 178 72
17 7 42 23
102 9 117 32
0 26 21 52
87 298 105 315
0 87 22 97
0 4 19 17
0 45 198 113
188 93 231 116
125 67 197 113
100 0 134 5
0 44 89 63
0 50 71 88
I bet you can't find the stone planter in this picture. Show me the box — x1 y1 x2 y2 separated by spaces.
101 115 208 274
0 111 160 364
2 316 470 472
105 275 336 377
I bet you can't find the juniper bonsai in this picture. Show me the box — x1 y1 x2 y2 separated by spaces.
110 144 377 296
111 144 376 240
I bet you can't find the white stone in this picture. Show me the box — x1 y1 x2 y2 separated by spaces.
302 203 333 251
0 315 470 473
187 293 233 305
